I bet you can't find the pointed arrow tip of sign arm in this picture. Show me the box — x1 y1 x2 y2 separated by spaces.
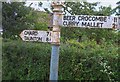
19 31 24 40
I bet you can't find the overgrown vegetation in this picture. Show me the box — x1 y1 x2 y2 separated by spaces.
2 40 51 80
2 39 119 81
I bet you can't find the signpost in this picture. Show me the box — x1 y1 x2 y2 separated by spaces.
19 1 120 81
20 1 63 81
20 30 52 42
60 15 119 28
20 30 60 43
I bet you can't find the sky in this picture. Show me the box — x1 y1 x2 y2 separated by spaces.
25 0 119 12
87 0 119 8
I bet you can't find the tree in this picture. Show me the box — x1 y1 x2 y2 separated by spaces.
63 2 99 15
2 2 38 39
112 1 120 16
61 2 114 44
63 2 113 16
97 6 112 16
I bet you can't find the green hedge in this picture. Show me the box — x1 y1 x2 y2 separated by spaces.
2 40 51 80
59 40 119 81
2 39 119 81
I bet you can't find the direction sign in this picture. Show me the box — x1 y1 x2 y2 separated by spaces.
20 30 52 42
20 30 60 43
60 15 119 28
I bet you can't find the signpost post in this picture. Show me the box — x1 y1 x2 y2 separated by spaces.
49 2 63 81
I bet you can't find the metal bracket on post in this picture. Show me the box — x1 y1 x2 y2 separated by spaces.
49 1 63 81
51 2 63 45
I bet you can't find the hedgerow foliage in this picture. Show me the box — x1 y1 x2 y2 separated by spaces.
2 40 51 80
2 39 119 81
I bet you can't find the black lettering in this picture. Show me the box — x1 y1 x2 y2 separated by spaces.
49 32 51 36
104 17 107 22
88 16 92 21
78 16 107 22
24 30 38 36
87 22 91 27
46 37 49 42
92 16 96 21
76 22 79 26
24 36 43 41
96 23 99 27
31 31 38 36
63 16 76 20
82 22 87 26
91 22 98 27
47 32 49 36
85 16 89 21
93 22 96 27
30 37 34 40
99 23 103 27
46 32 51 36
38 37 42 41
63 21 67 26
63 16 67 20
78 16 82 21
72 16 76 20
24 31 28 35
114 17 117 22
24 36 29 40
95 17 101 21
68 21 74 26
82 22 103 27
95 17 107 22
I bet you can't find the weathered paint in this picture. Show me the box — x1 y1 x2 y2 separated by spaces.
118 17 120 29
50 1 63 81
